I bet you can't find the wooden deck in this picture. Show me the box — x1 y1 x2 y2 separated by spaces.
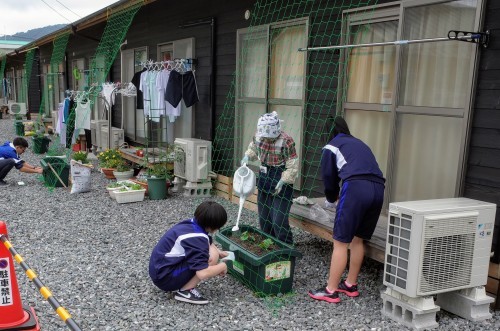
119 148 173 170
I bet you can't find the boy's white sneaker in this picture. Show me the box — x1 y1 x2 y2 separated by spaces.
174 288 209 305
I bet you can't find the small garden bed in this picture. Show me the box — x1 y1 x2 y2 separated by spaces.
215 224 302 296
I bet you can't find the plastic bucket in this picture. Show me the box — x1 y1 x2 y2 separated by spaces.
147 177 167 200
32 137 50 154
233 165 256 197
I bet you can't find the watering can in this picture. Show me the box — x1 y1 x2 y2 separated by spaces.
233 164 256 197
232 164 256 231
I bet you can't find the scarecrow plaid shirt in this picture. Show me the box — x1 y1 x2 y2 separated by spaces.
250 132 298 166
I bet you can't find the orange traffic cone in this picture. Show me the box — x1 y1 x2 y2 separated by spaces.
0 221 40 331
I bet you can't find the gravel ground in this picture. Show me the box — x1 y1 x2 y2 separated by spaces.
0 117 499 331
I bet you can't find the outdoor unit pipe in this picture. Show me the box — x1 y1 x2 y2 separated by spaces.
179 17 216 140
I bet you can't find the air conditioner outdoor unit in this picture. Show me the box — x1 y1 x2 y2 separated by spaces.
8 102 27 115
174 138 212 183
90 120 108 149
100 126 124 150
384 198 496 298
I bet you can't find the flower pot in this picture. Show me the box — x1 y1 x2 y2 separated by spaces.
101 168 116 179
114 188 146 204
32 136 51 154
215 225 302 296
15 121 24 136
147 177 167 200
136 150 144 157
130 179 148 196
72 144 81 152
113 170 134 181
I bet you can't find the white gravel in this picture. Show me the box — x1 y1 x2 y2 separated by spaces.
0 117 499 330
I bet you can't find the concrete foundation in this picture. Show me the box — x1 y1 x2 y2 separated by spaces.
436 286 494 322
381 287 440 330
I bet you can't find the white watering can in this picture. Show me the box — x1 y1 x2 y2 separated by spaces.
232 164 256 231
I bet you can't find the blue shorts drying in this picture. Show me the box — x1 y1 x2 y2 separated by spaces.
165 71 199 108
333 179 384 243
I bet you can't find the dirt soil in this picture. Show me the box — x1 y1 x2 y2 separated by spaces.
227 230 280 256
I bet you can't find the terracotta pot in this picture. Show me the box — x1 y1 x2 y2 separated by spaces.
136 150 144 157
101 168 116 179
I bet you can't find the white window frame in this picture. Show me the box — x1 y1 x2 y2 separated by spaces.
339 0 485 209
235 18 309 189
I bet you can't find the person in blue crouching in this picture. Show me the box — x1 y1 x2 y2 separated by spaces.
149 201 229 305
309 117 385 303
0 137 43 187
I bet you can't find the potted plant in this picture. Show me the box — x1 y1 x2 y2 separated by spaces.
106 180 134 199
72 151 90 164
97 149 122 179
114 183 146 204
112 160 134 181
146 162 172 200
31 131 51 154
215 225 302 296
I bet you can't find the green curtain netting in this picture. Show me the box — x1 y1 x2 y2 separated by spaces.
41 2 143 189
209 0 379 297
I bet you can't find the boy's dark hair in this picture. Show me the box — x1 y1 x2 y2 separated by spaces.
333 116 350 137
13 137 29 148
194 201 227 230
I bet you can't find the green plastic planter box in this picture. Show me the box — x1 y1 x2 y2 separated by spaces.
32 136 51 154
215 224 302 296
40 157 70 188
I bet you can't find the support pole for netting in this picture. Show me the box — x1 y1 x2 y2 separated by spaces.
298 30 489 52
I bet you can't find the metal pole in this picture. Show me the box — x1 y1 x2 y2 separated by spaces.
0 234 82 331
298 33 485 52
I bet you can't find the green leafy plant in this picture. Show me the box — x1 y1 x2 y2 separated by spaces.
258 238 274 250
72 151 89 164
97 149 122 168
148 163 171 180
107 182 124 188
240 231 256 242
115 160 132 172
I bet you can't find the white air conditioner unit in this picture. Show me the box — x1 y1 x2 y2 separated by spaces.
100 126 124 150
384 198 496 298
174 138 212 183
90 120 108 149
8 102 27 115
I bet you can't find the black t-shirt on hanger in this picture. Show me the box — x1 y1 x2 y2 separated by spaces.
131 68 147 110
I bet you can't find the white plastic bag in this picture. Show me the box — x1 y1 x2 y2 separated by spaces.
309 203 330 223
70 160 92 194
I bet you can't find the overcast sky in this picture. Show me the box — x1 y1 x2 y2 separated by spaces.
1 0 120 36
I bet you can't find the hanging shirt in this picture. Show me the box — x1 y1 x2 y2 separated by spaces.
139 70 151 118
156 70 180 122
131 68 146 109
74 98 91 131
102 83 116 108
62 98 70 123
55 102 64 134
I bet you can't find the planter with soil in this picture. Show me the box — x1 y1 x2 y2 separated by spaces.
215 224 302 296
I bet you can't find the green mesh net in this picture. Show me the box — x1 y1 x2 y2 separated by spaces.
18 49 36 104
0 55 6 86
38 2 143 189
209 0 379 297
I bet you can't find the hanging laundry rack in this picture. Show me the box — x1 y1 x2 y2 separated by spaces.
139 58 197 73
